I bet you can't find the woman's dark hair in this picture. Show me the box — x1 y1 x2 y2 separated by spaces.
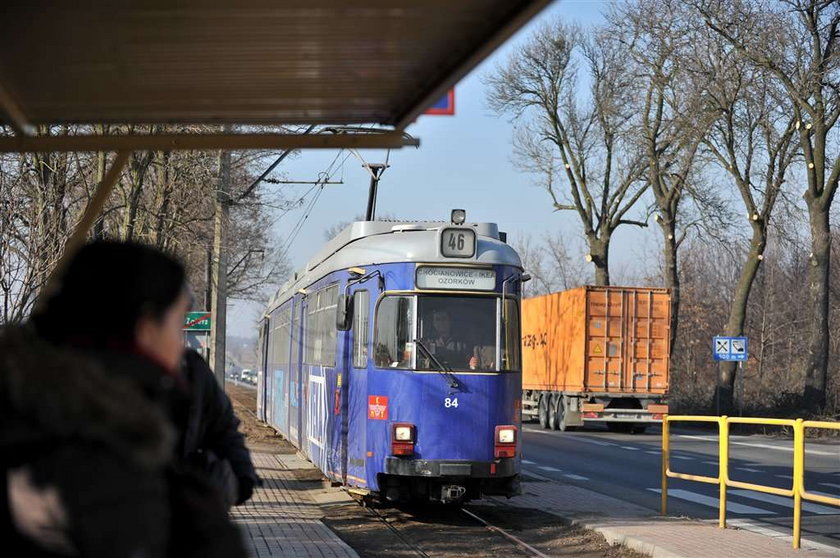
32 241 188 348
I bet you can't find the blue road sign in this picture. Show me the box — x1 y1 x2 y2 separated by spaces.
713 336 748 361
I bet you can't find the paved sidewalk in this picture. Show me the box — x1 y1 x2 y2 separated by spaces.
231 452 359 558
492 470 839 557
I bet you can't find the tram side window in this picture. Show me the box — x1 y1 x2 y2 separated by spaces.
271 304 292 373
304 284 339 367
501 298 521 371
352 290 370 368
373 296 414 369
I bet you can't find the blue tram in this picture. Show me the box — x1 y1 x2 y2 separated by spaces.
256 211 526 503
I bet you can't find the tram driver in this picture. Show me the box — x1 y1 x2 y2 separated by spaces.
420 308 494 370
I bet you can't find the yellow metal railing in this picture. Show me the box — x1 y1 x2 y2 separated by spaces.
661 415 840 550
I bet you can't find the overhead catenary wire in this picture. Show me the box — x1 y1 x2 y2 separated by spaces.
235 124 317 203
275 149 353 258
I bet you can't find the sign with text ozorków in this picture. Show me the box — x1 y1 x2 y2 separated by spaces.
713 336 748 362
184 311 211 331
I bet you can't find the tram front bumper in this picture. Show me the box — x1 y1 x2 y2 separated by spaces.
383 457 517 478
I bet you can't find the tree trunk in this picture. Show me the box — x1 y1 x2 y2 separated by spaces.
715 223 767 414
587 235 611 286
803 204 830 411
661 219 679 356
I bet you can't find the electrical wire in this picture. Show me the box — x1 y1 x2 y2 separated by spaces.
273 149 353 259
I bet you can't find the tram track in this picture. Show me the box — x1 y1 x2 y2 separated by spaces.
352 495 550 558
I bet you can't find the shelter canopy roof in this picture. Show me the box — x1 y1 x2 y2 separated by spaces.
0 0 549 135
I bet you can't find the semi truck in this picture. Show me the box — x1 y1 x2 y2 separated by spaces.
521 286 670 433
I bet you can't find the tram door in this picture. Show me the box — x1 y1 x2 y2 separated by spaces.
257 319 269 422
343 288 371 488
289 297 303 447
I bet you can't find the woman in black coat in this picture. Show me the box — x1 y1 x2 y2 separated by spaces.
2 241 245 558
180 349 260 509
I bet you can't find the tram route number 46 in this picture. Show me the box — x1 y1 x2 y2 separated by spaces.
444 397 459 408
448 234 466 251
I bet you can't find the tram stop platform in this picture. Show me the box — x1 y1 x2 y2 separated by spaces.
231 452 359 558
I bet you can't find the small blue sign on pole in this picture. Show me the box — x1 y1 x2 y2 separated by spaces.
713 336 748 362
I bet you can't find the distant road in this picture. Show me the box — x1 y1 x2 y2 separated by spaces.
520 423 840 550
225 378 256 390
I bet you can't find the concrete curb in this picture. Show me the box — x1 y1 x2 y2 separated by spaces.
575 520 682 558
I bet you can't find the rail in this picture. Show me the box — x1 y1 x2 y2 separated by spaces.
661 415 839 550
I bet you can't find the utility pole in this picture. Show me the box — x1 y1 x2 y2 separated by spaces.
364 163 388 221
210 124 231 388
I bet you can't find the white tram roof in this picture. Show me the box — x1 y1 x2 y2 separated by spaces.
267 219 522 311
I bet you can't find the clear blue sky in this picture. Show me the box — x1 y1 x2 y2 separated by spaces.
228 0 658 337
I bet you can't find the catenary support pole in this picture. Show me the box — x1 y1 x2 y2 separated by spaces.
210 128 231 388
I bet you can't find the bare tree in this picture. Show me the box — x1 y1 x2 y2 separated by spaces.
696 0 840 410
513 231 587 296
611 0 716 354
486 20 648 285
0 125 294 323
695 33 798 412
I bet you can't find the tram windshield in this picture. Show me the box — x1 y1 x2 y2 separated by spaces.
373 295 520 372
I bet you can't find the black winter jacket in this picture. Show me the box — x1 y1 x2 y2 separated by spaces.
0 328 247 558
0 327 174 558
180 350 259 507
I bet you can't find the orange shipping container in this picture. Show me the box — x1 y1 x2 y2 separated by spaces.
522 286 670 395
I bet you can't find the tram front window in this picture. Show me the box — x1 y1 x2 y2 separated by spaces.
417 296 498 372
373 295 521 372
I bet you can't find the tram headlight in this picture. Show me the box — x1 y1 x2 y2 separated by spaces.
394 425 414 441
391 423 416 456
494 425 517 458
496 427 516 444
451 209 466 225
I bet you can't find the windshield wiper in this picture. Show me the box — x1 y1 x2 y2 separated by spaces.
414 339 460 390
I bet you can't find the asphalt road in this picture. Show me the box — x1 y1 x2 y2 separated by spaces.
520 422 840 550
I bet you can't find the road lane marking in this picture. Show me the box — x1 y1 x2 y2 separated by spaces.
702 461 719 466
675 435 837 456
671 455 692 461
776 475 794 480
538 466 562 472
563 474 589 481
648 488 774 515
621 446 639 451
735 468 762 473
729 490 840 515
646 451 660 455
572 438 615 446
522 460 536 465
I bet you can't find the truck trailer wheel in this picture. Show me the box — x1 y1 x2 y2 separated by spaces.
556 397 572 432
548 394 560 430
538 395 550 429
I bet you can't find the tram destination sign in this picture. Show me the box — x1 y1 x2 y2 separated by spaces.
416 266 495 291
